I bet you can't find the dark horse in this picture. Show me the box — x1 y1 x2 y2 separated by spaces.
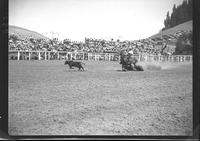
119 51 143 71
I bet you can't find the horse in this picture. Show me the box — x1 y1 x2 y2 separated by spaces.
119 51 138 71
119 50 143 71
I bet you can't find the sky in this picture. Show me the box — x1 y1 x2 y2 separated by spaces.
9 0 184 41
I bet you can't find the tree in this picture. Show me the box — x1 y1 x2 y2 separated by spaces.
187 0 192 21
180 0 188 23
163 0 192 30
170 4 177 27
164 11 171 28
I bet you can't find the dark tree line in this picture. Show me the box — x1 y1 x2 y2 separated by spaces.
163 0 192 30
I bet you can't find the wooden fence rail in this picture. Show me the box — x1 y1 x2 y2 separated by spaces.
8 50 192 62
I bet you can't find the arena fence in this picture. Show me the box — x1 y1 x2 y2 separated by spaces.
8 50 192 62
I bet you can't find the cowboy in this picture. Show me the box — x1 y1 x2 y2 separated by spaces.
127 49 133 61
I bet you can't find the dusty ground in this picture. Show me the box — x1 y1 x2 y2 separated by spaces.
8 60 192 136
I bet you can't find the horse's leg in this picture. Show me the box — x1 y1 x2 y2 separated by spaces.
122 65 124 71
81 66 84 71
122 64 127 71
132 66 137 71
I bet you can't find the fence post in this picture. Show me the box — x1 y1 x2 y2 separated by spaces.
44 52 47 60
38 52 41 60
57 52 60 60
182 56 185 62
146 55 149 62
66 53 68 60
48 52 50 60
145 55 147 62
158 55 161 62
17 51 20 60
187 56 189 62
88 53 90 60
29 52 31 60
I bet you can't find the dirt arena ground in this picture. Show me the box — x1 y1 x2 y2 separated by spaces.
8 60 193 136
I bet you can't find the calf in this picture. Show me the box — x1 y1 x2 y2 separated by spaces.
64 60 85 71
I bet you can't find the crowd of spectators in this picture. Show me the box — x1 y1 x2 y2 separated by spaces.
9 30 191 56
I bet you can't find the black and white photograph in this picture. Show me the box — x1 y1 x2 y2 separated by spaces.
8 0 193 136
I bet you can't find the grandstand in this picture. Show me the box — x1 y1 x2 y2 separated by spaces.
9 20 192 58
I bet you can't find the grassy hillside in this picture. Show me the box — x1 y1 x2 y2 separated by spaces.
150 20 192 39
9 25 49 40
147 20 192 55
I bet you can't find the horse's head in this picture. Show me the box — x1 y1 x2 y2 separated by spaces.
64 61 68 65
